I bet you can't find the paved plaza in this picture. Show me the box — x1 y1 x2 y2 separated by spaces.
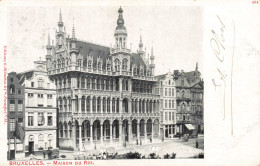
58 135 204 159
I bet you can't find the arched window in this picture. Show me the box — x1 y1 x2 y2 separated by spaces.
122 59 128 71
88 61 92 69
107 63 111 71
48 134 53 148
133 68 137 75
64 122 68 138
57 59 61 69
9 84 15 94
92 78 96 89
69 122 72 138
61 59 65 68
140 69 144 76
53 61 56 69
38 78 44 88
114 59 120 71
59 122 63 138
181 103 186 111
181 91 185 98
97 62 101 70
38 134 44 149
78 60 82 67
97 78 100 90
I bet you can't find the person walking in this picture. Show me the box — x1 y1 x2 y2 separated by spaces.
196 140 199 148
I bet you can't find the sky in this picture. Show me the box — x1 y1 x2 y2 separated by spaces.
7 6 203 76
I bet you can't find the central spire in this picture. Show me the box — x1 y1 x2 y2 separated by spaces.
116 6 126 30
114 6 128 49
58 9 64 29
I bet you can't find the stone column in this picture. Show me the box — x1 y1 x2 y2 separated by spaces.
128 122 132 142
72 124 77 150
71 98 76 113
129 79 132 92
144 100 147 113
67 98 70 112
119 99 122 114
144 122 147 141
137 123 140 141
168 125 170 138
151 122 154 139
137 99 139 114
119 122 122 143
174 125 177 134
90 97 93 113
110 123 113 144
100 124 103 144
104 97 107 113
84 97 87 114
79 125 82 151
119 78 122 92
115 99 117 113
95 98 97 113
78 96 82 114
110 99 113 114
79 76 81 89
128 100 132 113
90 125 93 145
100 97 103 114
151 101 154 113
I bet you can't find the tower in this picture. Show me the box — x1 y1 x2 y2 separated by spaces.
56 9 64 48
70 18 78 67
114 6 127 49
138 35 144 53
46 32 52 70
150 45 155 76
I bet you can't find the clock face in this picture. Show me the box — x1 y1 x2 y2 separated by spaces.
119 20 123 24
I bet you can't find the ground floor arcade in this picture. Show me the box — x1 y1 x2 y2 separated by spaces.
59 118 160 151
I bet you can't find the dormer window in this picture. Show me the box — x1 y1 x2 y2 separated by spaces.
107 63 111 71
114 59 120 71
57 59 61 69
140 69 144 76
78 60 82 67
97 62 101 70
61 59 65 68
9 84 15 94
38 79 44 88
88 61 92 69
133 68 137 75
122 59 128 71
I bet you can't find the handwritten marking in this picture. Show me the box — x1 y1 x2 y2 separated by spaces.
210 16 236 135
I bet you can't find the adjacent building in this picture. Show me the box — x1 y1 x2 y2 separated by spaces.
174 63 204 136
46 7 160 151
7 72 25 160
18 59 58 156
155 72 177 139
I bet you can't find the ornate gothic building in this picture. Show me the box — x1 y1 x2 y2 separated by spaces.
46 7 160 151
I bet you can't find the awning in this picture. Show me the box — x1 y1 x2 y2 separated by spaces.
185 124 195 130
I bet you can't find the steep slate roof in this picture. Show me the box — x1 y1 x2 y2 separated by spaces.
76 41 111 69
154 74 167 80
17 71 34 83
76 40 147 70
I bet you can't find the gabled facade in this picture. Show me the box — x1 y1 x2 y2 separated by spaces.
7 72 25 160
18 60 57 156
155 72 177 139
46 7 160 151
174 63 203 136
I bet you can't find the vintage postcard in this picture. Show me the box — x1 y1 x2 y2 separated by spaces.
0 1 259 166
